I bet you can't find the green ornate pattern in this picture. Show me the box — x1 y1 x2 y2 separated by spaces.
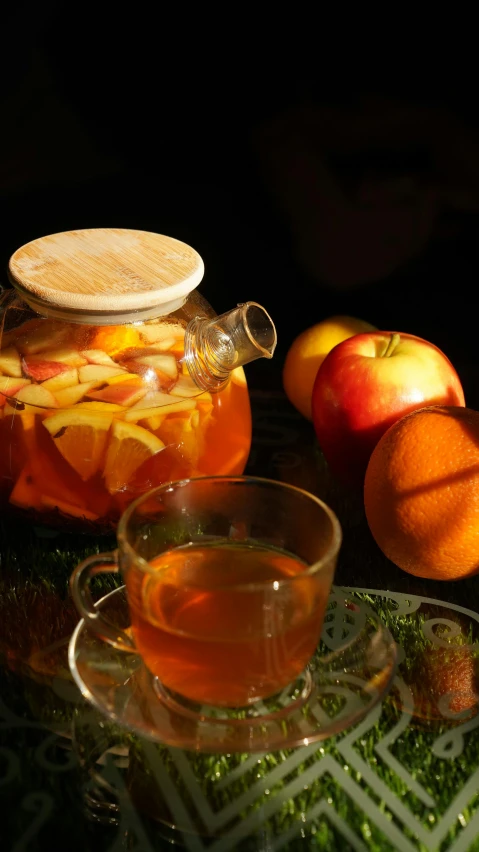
2 524 479 852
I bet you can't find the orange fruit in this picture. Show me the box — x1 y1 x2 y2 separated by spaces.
364 406 479 580
282 315 376 420
103 419 165 493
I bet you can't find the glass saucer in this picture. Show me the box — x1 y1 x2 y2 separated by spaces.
68 585 397 754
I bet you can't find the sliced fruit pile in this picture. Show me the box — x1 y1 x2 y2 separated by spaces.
0 316 188 407
0 316 239 523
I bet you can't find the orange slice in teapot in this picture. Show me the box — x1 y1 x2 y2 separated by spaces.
88 325 144 359
103 419 165 493
42 408 115 481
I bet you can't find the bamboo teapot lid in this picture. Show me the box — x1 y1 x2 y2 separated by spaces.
8 228 205 322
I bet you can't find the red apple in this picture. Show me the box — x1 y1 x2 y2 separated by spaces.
311 331 465 489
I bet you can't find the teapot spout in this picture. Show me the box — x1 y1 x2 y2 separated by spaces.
184 302 277 392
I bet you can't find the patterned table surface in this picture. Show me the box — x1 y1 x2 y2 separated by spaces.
2 389 479 851
3 587 479 852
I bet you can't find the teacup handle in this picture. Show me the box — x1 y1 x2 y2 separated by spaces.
70 551 135 652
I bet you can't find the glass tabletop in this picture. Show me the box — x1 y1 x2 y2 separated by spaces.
2 388 479 851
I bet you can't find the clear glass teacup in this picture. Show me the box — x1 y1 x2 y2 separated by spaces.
69 475 342 709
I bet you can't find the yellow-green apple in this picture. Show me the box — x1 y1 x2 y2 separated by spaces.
80 348 119 367
0 346 22 377
54 381 102 407
0 376 31 406
41 368 79 391
169 374 203 397
78 364 127 383
26 346 88 367
282 315 377 420
139 322 185 346
121 352 178 379
5 383 58 415
128 389 183 410
311 331 465 489
124 395 195 422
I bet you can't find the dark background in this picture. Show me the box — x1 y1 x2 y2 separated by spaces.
2 10 478 392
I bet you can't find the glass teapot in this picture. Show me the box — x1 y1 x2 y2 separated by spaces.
0 228 276 533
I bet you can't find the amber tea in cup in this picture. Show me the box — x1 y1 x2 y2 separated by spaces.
70 476 342 708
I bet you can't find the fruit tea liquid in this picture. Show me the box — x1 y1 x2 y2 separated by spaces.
125 540 328 707
0 317 252 532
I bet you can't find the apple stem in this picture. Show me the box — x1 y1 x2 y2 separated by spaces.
381 333 401 358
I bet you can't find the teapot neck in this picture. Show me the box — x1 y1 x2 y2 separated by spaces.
184 302 277 392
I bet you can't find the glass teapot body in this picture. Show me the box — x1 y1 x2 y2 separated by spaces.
0 229 276 533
